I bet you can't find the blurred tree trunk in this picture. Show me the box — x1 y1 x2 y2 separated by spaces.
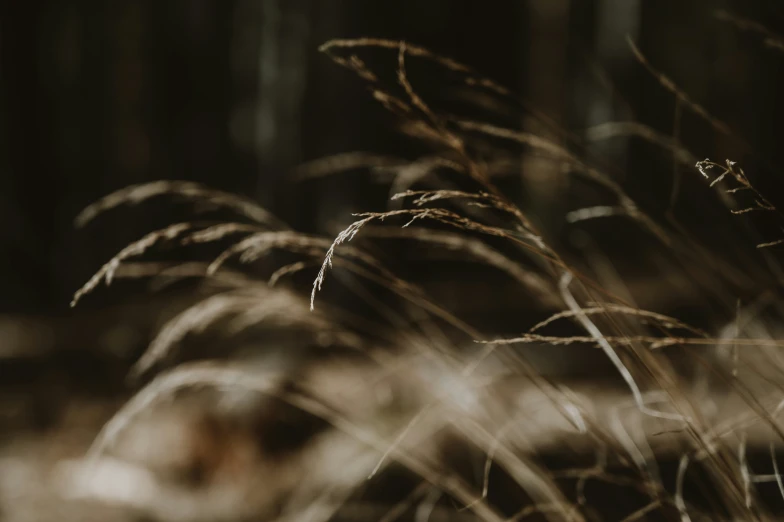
521 0 571 238
581 0 640 180
230 0 311 216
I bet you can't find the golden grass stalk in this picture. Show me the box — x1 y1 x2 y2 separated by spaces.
363 226 558 308
626 37 733 136
128 287 314 379
75 180 286 229
71 223 194 307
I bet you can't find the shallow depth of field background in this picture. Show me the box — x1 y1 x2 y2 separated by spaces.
3 0 784 316
4 1 784 521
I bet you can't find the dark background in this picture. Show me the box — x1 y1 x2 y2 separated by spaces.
3 2 784 519
1 0 783 316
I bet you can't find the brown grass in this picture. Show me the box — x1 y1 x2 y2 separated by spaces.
63 31 784 522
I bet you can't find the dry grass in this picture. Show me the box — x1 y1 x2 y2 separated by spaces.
56 29 784 522
74 180 287 230
714 10 784 53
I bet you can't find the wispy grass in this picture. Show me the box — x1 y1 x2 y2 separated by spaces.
75 180 287 230
64 30 784 522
